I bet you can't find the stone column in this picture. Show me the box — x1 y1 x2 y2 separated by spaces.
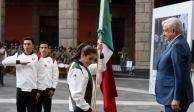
135 0 153 69
59 0 78 48
0 0 5 41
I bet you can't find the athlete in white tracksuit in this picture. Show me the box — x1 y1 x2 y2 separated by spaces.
2 38 40 112
67 43 105 112
37 42 59 112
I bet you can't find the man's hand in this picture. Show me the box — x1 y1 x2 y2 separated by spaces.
48 90 55 97
97 42 103 54
171 99 181 111
92 109 96 112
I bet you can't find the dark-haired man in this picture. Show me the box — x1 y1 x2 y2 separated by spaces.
2 37 40 112
37 41 59 112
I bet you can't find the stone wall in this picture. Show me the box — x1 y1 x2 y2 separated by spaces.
135 0 153 69
59 0 78 48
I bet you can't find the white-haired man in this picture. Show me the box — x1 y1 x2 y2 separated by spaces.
155 17 193 112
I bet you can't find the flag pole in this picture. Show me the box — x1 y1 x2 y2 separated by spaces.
98 0 105 30
93 0 105 111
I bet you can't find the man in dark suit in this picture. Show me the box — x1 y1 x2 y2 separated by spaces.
155 17 193 112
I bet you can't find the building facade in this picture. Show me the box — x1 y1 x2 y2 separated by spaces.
0 0 189 72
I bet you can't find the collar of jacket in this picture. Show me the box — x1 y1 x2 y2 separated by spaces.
41 55 49 58
24 51 33 55
75 60 87 69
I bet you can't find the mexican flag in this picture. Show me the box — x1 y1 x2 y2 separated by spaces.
97 0 118 111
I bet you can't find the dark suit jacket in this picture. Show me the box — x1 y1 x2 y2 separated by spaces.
155 35 193 105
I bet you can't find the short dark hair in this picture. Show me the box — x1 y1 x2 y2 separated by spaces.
23 37 35 45
39 41 49 46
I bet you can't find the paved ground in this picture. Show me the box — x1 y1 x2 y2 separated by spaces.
0 73 164 112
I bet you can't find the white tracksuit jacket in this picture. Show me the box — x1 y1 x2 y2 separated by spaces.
2 52 39 92
37 56 59 91
67 59 105 111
